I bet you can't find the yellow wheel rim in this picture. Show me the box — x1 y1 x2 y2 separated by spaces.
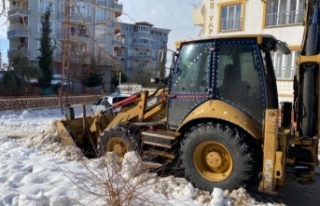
194 141 233 182
106 137 128 162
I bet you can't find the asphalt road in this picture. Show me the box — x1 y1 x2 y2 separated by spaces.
275 167 320 206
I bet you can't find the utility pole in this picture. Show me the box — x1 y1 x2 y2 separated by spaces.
60 0 71 114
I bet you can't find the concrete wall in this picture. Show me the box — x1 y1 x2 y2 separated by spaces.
0 95 101 111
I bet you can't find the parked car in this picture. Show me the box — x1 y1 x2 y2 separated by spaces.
91 94 131 115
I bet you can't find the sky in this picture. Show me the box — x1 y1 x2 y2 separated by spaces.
0 107 272 206
0 0 201 65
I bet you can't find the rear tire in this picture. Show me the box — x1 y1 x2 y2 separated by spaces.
180 123 252 192
301 66 317 137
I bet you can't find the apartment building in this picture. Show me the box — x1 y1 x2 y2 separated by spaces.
193 0 305 103
113 22 170 77
7 0 123 93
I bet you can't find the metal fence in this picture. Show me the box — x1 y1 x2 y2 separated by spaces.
266 10 304 27
275 67 295 79
220 18 242 31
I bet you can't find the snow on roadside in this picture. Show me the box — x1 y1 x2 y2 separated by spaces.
0 108 282 206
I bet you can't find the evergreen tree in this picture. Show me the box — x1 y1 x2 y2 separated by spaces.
38 9 54 88
81 57 104 88
0 52 41 95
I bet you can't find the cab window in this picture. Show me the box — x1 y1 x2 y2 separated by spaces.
171 42 211 94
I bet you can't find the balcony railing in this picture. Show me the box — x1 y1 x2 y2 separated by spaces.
266 10 305 27
56 28 90 42
220 18 242 31
114 1 123 17
8 49 30 58
58 12 93 23
8 7 29 16
96 0 108 6
55 53 90 64
7 23 29 38
275 67 295 79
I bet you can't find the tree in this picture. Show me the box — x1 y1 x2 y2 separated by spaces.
81 57 104 88
0 52 41 95
111 67 128 88
129 68 155 87
38 9 55 88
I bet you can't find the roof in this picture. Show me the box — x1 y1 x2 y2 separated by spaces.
175 34 278 50
135 21 154 27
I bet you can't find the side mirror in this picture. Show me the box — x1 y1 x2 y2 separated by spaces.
171 52 176 69
158 50 165 64
151 77 160 84
276 41 291 55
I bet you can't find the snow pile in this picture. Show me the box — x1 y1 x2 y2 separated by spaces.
0 108 87 161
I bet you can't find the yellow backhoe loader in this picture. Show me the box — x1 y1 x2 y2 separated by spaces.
56 0 320 194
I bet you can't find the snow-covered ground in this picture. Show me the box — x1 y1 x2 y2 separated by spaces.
0 107 286 205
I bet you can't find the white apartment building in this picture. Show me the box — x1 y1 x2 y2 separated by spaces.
193 0 305 103
7 0 123 93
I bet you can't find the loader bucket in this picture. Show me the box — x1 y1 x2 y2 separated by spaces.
56 105 111 157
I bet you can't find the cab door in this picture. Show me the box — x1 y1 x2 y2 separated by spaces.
168 41 212 129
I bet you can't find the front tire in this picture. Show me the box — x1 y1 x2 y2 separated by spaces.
180 123 252 192
98 126 140 161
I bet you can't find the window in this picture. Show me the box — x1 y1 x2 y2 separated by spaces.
138 38 149 45
128 48 133 56
138 25 150 33
171 42 211 94
39 0 53 13
38 20 54 33
265 0 305 27
127 60 132 67
95 27 105 37
96 8 106 20
151 40 158 49
137 62 147 69
218 0 247 32
271 50 300 79
152 51 157 58
77 2 91 16
60 3 76 15
124 25 133 32
220 4 242 31
216 40 265 123
127 37 132 44
133 38 149 44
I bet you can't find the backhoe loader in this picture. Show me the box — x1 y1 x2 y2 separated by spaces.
56 0 320 194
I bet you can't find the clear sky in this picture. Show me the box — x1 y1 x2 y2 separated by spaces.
0 0 202 64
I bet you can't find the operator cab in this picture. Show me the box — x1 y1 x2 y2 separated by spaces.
168 35 285 127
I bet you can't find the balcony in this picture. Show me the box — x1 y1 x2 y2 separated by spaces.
7 23 29 39
8 7 29 17
113 39 124 47
132 42 152 50
114 1 123 17
58 12 93 24
95 35 106 43
96 0 108 6
7 49 30 58
130 54 151 61
56 28 90 43
193 8 204 26
266 10 305 27
55 53 90 64
115 56 124 65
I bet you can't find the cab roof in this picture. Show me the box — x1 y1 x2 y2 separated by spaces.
175 34 278 50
